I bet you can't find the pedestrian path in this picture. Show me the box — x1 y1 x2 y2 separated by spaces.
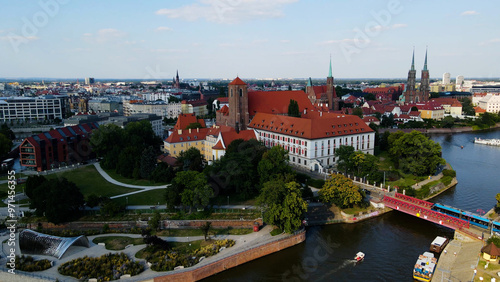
93 163 168 190
433 240 483 282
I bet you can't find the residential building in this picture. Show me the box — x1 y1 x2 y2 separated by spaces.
123 100 181 119
430 98 463 116
477 93 500 114
164 127 209 157
181 100 208 117
417 103 445 120
19 123 98 171
0 96 64 122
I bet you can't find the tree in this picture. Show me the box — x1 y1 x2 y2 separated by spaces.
140 146 157 179
25 175 47 200
100 198 124 217
27 178 84 224
257 145 293 185
200 221 212 241
86 194 101 208
168 171 213 213
389 130 445 176
495 193 500 213
0 124 15 140
148 210 161 231
185 122 203 129
151 163 175 183
319 174 363 209
0 133 12 157
177 147 204 172
335 145 355 174
288 99 300 117
441 116 455 128
352 107 363 118
258 179 307 233
364 93 376 101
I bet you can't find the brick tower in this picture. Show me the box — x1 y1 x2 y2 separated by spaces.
227 77 249 131
420 48 430 102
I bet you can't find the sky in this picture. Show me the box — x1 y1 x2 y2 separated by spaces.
0 0 499 80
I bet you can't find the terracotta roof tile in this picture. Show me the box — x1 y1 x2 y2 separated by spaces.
229 77 247 85
248 90 314 116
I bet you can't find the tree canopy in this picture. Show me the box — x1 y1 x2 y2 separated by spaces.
388 130 445 176
257 145 293 185
258 179 307 233
319 174 363 209
288 99 300 117
177 147 204 172
167 171 213 212
26 176 84 224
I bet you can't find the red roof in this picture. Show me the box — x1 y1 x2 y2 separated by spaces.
248 112 373 139
157 154 178 166
213 130 257 150
217 105 229 116
248 90 314 116
216 97 229 103
165 127 209 144
481 242 500 256
229 77 247 85
174 113 206 130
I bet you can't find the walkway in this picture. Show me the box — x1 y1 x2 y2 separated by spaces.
433 239 483 282
0 225 288 282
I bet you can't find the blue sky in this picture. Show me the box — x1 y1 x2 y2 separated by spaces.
0 0 498 80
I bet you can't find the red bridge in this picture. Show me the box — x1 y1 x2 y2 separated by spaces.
382 193 470 230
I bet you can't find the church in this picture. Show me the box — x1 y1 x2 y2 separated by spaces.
399 49 430 104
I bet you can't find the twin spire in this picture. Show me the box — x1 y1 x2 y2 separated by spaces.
410 47 428 71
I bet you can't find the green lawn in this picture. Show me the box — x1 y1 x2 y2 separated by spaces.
211 194 257 206
92 236 145 250
113 189 167 206
102 167 168 187
46 166 136 197
156 228 252 237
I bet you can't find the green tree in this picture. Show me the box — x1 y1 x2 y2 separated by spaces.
335 145 355 174
364 93 376 101
258 145 293 185
28 178 84 224
168 171 213 213
200 221 212 241
460 98 475 116
287 99 300 117
185 122 203 129
258 179 307 233
140 146 157 179
148 210 161 231
151 162 175 183
177 147 204 172
495 193 500 213
0 124 15 140
389 130 445 176
441 116 455 128
116 146 140 178
352 107 363 118
319 174 363 209
351 151 379 178
0 133 12 157
86 194 101 208
25 175 47 200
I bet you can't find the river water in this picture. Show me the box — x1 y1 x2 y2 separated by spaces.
203 130 500 282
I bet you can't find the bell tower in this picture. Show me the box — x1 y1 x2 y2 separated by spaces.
227 77 249 131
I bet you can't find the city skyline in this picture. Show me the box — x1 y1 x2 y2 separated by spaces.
1 0 499 80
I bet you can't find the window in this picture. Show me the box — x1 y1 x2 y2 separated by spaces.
239 89 243 97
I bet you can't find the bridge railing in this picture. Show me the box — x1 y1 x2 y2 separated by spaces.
382 196 470 230
394 192 434 209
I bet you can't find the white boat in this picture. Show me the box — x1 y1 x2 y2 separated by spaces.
430 236 449 253
413 251 437 282
474 137 500 146
354 252 365 262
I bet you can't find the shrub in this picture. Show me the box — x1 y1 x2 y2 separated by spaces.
308 179 325 188
441 176 453 186
442 169 456 178
8 255 52 272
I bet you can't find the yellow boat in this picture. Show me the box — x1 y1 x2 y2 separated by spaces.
413 252 437 282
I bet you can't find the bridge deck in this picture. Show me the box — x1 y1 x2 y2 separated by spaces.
382 195 470 230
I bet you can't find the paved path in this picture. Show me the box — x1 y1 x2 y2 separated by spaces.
0 225 287 282
93 163 168 190
433 239 483 282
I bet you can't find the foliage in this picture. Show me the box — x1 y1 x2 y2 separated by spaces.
9 255 51 272
335 145 355 173
258 145 293 185
206 139 266 198
176 147 204 172
100 197 125 217
1 123 15 140
258 179 307 233
442 169 456 178
27 176 84 224
167 171 213 213
487 236 500 248
148 210 161 231
92 236 145 250
144 239 235 271
186 122 203 129
319 174 363 209
0 133 12 157
200 221 212 241
352 107 363 118
440 116 456 128
459 98 475 116
364 93 376 101
288 99 300 117
140 146 157 179
380 113 395 128
496 193 500 213
86 194 101 208
388 130 445 176
270 228 283 236
58 253 144 281
150 162 175 183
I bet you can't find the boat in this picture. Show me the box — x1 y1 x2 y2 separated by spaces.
474 137 500 147
430 236 449 253
354 252 365 262
413 252 437 282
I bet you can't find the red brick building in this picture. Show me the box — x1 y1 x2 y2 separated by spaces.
19 123 99 171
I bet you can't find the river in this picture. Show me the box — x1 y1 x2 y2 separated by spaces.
202 129 500 282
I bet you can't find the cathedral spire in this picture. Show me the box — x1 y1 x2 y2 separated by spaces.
411 47 415 71
423 47 428 71
307 77 312 87
328 55 333 78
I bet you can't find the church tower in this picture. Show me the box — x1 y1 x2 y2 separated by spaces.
227 77 249 131
420 48 430 102
400 49 417 104
175 70 180 89
326 57 338 111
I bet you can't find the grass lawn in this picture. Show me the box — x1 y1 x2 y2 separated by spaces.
156 228 252 237
45 166 136 197
102 167 168 187
211 194 257 206
92 236 145 250
135 239 205 259
478 259 500 271
112 189 167 206
270 227 283 236
342 206 371 215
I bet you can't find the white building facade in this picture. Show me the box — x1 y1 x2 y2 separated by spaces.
0 96 63 122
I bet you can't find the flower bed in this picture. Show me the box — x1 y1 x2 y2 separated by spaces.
146 239 235 271
58 253 144 281
8 255 52 272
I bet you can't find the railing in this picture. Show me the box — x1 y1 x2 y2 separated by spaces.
394 192 434 209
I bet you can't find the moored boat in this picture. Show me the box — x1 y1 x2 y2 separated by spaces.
474 137 500 146
413 252 437 282
430 236 449 253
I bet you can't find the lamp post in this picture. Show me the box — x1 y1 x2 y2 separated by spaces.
383 171 386 188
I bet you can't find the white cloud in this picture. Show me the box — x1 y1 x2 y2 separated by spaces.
151 48 188 53
461 10 479 16
83 28 127 44
282 51 311 55
391 23 407 29
155 0 298 24
156 26 173 32
479 38 500 46
0 34 39 42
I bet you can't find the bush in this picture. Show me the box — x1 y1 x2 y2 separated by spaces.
308 179 325 188
442 169 456 178
8 255 52 272
441 176 453 186
58 253 144 280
